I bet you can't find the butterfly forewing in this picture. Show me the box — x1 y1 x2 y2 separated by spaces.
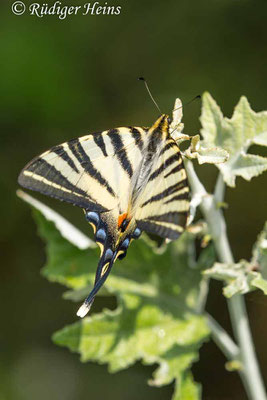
18 127 147 212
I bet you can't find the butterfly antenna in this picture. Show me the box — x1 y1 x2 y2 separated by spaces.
173 95 201 112
139 77 162 114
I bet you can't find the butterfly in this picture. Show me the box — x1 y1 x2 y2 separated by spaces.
18 112 190 317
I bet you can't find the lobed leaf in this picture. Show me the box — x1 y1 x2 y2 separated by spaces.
170 99 229 165
186 144 229 165
251 221 267 274
172 372 201 400
205 222 267 297
200 93 267 186
28 198 215 399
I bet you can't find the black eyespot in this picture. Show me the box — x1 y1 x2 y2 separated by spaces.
132 228 142 239
167 117 172 125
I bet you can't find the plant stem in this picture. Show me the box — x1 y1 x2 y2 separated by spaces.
214 173 225 203
207 313 240 360
186 160 267 400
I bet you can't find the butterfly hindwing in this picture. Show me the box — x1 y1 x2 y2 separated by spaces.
77 210 142 317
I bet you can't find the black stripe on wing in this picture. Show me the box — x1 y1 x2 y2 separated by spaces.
129 127 144 151
27 159 85 194
93 133 108 157
164 191 189 204
146 211 188 224
141 179 188 207
164 163 184 179
159 140 178 155
148 152 182 182
68 138 115 197
136 219 182 240
52 145 79 173
108 129 133 177
18 159 107 211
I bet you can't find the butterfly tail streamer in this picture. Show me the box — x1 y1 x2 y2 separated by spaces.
76 248 118 318
76 224 140 318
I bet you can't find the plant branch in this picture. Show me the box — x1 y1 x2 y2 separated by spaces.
214 173 225 204
206 313 240 360
185 159 267 400
196 277 210 313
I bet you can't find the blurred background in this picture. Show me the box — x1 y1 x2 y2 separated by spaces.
1 0 267 399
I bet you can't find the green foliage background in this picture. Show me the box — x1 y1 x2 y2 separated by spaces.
1 1 267 399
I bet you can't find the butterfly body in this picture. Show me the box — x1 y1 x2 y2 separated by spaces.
18 113 190 317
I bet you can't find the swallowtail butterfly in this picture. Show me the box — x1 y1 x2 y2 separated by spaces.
18 111 190 317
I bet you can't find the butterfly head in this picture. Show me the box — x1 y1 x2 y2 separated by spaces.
151 114 171 135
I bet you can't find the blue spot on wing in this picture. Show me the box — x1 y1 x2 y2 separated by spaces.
86 211 100 225
132 227 142 239
121 238 130 249
104 248 113 262
95 228 106 241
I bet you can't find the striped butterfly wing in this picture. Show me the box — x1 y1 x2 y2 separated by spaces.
78 131 190 317
135 137 190 240
18 115 190 318
18 127 147 213
18 126 148 318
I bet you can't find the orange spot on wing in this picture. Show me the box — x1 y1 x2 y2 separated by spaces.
118 212 128 229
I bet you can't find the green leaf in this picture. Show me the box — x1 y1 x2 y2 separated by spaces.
186 144 229 165
170 101 229 165
53 304 208 370
204 260 267 298
170 98 190 145
204 222 267 297
250 221 267 294
251 221 267 274
172 372 201 400
200 93 267 186
222 153 267 185
30 203 215 399
204 260 252 297
33 209 100 290
250 274 267 295
253 131 267 146
17 189 94 250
